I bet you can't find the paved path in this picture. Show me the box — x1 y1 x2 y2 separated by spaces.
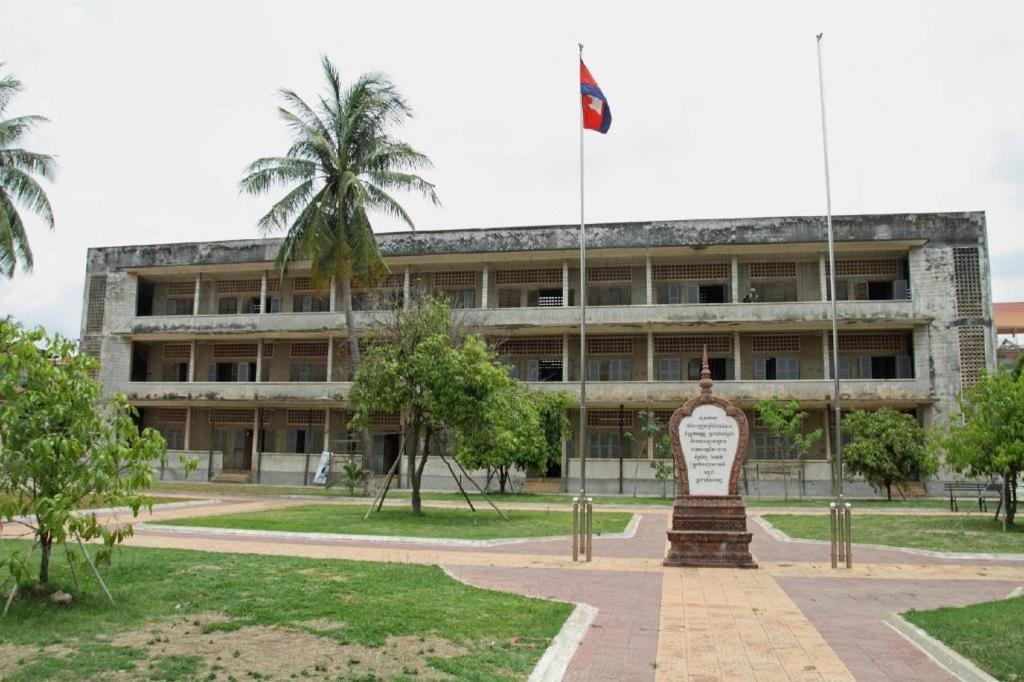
7 495 1022 681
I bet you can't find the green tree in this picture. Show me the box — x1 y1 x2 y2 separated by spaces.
637 410 675 498
240 56 438 458
0 65 56 278
843 408 935 501
348 298 513 514
0 320 169 597
932 369 1024 529
755 398 823 500
456 388 573 494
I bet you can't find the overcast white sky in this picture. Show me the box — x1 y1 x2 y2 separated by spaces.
1 1 1022 338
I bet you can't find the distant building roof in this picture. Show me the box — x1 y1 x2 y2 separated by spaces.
995 302 1024 334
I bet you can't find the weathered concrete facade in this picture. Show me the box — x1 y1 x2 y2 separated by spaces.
81 212 996 496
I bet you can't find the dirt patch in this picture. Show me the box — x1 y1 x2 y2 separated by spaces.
0 643 37 677
108 613 467 680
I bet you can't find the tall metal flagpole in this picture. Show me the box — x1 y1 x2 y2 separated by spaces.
816 34 844 508
578 42 588 501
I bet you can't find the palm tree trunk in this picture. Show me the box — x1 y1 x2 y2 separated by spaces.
341 274 374 471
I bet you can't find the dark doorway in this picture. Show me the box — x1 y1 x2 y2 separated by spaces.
538 359 563 382
227 429 254 471
372 434 401 475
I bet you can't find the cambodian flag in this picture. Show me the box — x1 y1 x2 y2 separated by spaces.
580 60 611 134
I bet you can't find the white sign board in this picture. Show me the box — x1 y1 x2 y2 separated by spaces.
312 451 332 485
679 404 739 495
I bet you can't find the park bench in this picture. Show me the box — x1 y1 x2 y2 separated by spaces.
943 482 1002 513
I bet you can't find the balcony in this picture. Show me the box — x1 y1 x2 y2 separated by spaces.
121 299 926 339
123 378 930 408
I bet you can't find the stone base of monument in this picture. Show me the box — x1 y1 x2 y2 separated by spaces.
663 495 758 569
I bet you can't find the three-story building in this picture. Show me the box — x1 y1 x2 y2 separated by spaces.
79 211 996 496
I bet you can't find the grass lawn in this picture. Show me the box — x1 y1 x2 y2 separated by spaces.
151 503 634 540
763 513 1024 554
150 481 950 509
0 539 572 681
904 595 1024 680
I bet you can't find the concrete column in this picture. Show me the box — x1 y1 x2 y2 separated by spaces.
260 272 268 314
188 340 197 382
255 340 263 383
819 252 828 301
562 260 569 306
251 408 260 464
730 256 739 303
183 407 192 451
403 267 411 309
647 332 654 381
193 274 202 315
647 435 654 460
326 335 334 382
645 255 653 304
324 408 332 452
733 331 741 380
329 276 337 312
822 330 830 378
562 333 569 382
481 266 489 309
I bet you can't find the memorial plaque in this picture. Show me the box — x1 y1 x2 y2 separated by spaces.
664 348 757 568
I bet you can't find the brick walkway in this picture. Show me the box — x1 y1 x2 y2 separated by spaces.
8 495 1021 681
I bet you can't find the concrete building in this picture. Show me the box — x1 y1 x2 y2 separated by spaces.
80 211 996 496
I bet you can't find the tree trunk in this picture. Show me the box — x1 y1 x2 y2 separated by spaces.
411 424 432 516
39 532 52 585
1003 467 1017 530
886 481 892 501
406 417 422 515
341 274 374 469
498 468 508 494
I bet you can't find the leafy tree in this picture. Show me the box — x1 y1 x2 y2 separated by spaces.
240 56 438 458
754 398 823 500
0 65 56 278
842 408 935 501
0 320 169 599
456 388 573 494
348 298 514 514
932 369 1024 529
637 410 675 498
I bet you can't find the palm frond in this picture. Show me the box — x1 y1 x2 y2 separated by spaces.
0 189 31 276
239 157 316 196
0 167 53 229
0 68 24 114
0 148 57 182
0 114 49 147
255 179 319 234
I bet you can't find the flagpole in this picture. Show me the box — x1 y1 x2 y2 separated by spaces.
578 42 588 501
816 34 844 507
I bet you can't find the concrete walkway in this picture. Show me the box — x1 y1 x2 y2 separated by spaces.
6 495 1021 681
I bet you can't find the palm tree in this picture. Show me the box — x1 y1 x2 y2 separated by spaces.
241 56 438 460
0 65 56 278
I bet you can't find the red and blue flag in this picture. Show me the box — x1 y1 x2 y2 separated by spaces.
580 60 611 134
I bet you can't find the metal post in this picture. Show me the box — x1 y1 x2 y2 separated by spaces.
578 43 588 504
572 497 580 561
585 497 593 562
817 34 844 509
829 502 838 568
844 502 853 568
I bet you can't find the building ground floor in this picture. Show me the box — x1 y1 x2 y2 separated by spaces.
137 399 941 498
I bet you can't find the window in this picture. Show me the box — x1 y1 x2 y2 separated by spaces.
161 362 189 381
264 296 282 313
500 358 519 379
289 362 327 382
757 281 798 303
687 358 731 381
658 357 682 381
754 356 799 380
293 295 328 313
588 358 632 381
212 429 229 454
498 289 521 308
588 432 621 458
525 359 564 382
217 297 238 315
657 284 681 304
828 355 852 379
207 362 256 383
258 429 276 452
438 289 475 309
750 431 795 460
537 289 564 307
588 286 632 306
159 427 184 451
286 428 324 454
165 298 193 315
